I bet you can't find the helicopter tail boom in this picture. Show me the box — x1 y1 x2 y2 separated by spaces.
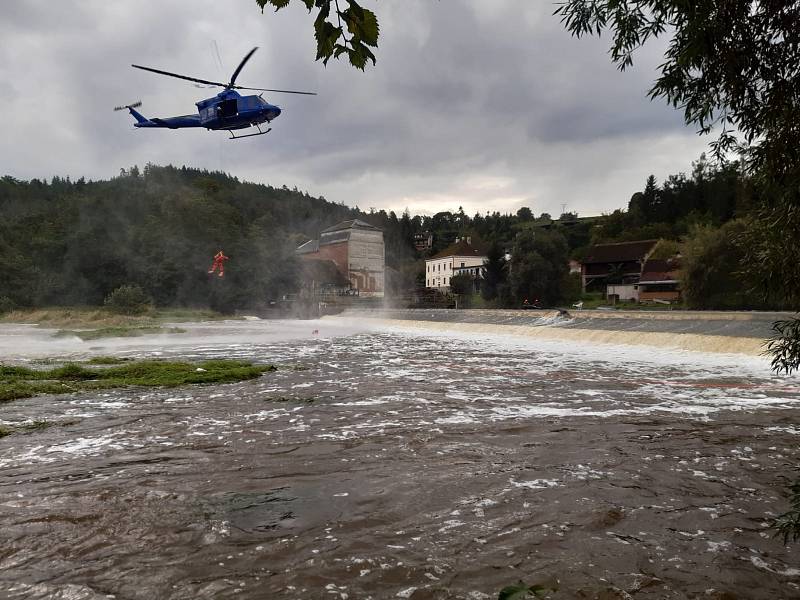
136 115 203 129
128 106 149 124
115 101 203 129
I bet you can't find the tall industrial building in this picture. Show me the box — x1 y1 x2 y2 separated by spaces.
296 219 385 298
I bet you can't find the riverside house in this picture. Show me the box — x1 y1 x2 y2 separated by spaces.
580 239 659 301
425 237 487 291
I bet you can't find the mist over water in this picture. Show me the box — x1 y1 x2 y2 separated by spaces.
0 318 374 360
2 318 800 598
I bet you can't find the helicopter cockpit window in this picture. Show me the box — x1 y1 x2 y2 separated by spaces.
217 99 238 119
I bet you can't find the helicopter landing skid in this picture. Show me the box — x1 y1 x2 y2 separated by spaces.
228 125 271 140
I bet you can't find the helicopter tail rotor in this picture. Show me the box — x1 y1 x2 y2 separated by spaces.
113 101 142 112
114 101 148 125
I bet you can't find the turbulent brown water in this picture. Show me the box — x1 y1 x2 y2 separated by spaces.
2 319 800 599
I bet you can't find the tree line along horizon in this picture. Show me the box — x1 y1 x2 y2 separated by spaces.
0 157 788 315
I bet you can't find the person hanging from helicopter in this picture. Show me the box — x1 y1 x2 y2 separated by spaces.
208 250 229 277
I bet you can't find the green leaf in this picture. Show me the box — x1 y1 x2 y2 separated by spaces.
257 0 291 11
356 7 379 46
314 21 341 64
347 47 368 70
256 0 380 68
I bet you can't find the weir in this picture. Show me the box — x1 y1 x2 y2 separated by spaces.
345 308 798 356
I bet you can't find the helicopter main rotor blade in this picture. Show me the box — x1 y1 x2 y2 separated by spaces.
131 64 226 88
231 85 317 95
228 47 258 88
131 51 317 95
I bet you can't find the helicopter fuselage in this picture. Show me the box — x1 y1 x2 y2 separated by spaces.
119 47 312 139
130 89 281 132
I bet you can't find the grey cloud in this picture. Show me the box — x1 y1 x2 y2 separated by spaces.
0 0 708 218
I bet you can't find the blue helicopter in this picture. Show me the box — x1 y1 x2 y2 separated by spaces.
115 47 315 139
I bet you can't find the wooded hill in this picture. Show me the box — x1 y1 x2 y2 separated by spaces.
0 165 361 312
0 156 774 312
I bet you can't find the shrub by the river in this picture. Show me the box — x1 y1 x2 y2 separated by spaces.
775 480 800 543
0 296 15 316
104 285 152 315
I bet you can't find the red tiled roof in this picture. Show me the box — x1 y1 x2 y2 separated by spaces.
582 240 658 264
430 239 487 260
640 258 680 283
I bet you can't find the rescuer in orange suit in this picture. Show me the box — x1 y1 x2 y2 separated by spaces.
208 250 229 277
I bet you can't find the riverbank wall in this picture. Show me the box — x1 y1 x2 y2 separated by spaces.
342 308 798 356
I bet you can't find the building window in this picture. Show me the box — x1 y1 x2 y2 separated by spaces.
461 262 465 267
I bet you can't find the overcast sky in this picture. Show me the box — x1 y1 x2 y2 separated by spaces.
0 1 710 217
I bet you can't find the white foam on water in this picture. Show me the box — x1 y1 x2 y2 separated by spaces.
510 478 561 489
381 323 775 374
0 318 377 360
765 426 800 435
750 555 800 576
0 433 142 469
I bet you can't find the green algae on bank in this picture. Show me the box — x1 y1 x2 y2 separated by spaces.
0 359 276 403
86 356 131 365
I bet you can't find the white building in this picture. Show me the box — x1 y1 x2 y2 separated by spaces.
425 237 487 290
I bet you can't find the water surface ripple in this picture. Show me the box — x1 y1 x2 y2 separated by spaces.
2 321 800 599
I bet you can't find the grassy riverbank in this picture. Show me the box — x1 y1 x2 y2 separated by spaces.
1 307 230 327
0 307 233 340
0 358 275 403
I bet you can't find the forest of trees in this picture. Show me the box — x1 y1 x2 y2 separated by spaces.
0 156 785 314
411 155 778 310
0 165 359 313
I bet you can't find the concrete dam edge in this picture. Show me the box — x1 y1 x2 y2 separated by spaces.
335 308 798 356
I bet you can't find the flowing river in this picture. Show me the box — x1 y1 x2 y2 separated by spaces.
1 317 800 599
